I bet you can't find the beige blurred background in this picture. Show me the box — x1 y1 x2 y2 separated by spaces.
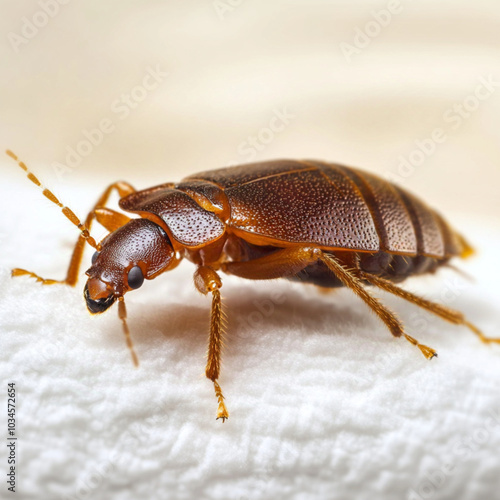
1 0 500 226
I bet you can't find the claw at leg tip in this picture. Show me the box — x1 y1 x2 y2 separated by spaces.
418 344 438 360
216 403 229 422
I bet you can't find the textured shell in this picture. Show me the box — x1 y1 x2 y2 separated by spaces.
185 159 464 258
119 186 225 248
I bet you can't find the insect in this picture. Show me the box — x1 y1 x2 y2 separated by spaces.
7 150 499 421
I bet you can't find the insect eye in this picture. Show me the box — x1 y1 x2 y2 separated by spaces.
127 265 144 289
91 251 100 264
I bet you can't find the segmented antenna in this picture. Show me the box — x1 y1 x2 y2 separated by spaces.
6 150 99 250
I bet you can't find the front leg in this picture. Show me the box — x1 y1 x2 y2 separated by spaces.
193 266 229 422
13 205 133 286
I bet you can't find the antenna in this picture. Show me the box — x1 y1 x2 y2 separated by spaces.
6 150 99 250
118 298 140 367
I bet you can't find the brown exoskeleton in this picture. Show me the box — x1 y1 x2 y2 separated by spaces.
7 150 499 421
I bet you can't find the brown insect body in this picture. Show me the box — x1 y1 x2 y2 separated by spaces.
119 159 469 287
8 151 496 422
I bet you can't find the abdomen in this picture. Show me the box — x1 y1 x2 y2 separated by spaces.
188 159 471 263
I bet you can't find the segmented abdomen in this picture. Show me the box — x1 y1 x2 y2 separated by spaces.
322 162 464 259
189 159 466 259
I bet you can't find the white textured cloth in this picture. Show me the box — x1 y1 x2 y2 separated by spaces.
0 178 499 500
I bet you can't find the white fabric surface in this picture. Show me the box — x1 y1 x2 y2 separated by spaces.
0 178 499 500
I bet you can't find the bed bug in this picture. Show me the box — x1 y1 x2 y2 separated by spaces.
7 150 499 421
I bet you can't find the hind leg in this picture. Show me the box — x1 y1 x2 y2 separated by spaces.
223 247 437 359
360 272 500 346
318 253 437 359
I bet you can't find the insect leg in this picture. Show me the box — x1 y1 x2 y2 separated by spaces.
12 176 135 286
193 266 229 421
94 208 132 233
222 247 436 359
222 247 322 279
360 273 500 346
320 253 437 360
316 286 338 295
